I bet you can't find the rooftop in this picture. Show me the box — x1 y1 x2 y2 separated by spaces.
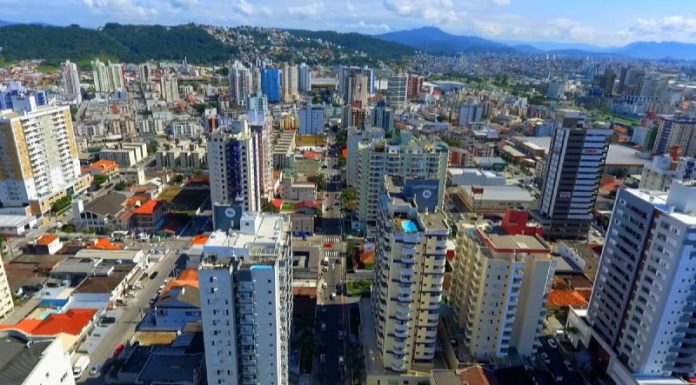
482 232 550 253
138 352 203 383
84 192 127 216
0 331 53 385
74 273 126 294
461 185 534 202
36 234 59 246
131 200 161 215
0 309 97 336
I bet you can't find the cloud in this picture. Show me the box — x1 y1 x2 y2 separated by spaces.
83 0 154 19
349 20 391 31
233 0 254 16
628 16 696 41
546 18 595 40
383 0 460 23
288 2 324 18
168 0 197 9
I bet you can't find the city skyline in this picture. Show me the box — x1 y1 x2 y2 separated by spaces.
1 0 696 46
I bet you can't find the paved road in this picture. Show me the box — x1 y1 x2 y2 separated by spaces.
77 238 190 384
536 336 581 385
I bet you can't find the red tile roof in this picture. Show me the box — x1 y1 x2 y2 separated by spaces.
548 290 589 308
459 365 500 385
36 234 59 246
0 309 97 336
132 200 160 215
90 238 122 250
303 151 323 160
192 235 209 245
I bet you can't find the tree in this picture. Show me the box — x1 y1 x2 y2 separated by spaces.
51 196 72 213
174 174 184 184
341 188 357 206
314 173 326 192
93 174 108 187
262 201 279 213
147 140 159 155
115 181 127 191
335 129 347 149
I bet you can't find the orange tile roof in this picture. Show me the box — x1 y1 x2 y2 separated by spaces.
272 198 283 209
161 269 199 295
125 195 149 208
90 160 119 172
0 309 97 336
342 148 348 158
460 365 500 385
36 234 59 246
90 238 122 250
132 200 160 215
192 235 209 245
548 290 589 308
303 151 323 160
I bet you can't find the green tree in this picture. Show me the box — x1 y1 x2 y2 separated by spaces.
146 140 159 155
51 196 72 213
93 174 108 187
114 181 127 191
341 188 358 206
262 201 279 213
174 174 184 184
335 129 348 149
314 174 326 192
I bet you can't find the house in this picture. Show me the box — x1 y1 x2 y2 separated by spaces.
89 159 119 176
34 234 63 255
72 192 128 232
0 308 98 353
130 200 165 233
149 276 201 331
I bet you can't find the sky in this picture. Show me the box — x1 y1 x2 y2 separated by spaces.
2 0 696 46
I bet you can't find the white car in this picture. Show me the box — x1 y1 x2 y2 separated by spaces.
330 292 337 300
547 338 558 349
321 282 327 289
338 355 344 365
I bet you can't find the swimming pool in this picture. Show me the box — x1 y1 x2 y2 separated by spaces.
401 220 418 233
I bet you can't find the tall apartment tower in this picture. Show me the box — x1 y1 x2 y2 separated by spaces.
282 63 298 103
298 63 311 93
0 105 83 214
229 61 252 105
586 182 696 383
653 115 696 157
61 60 82 104
355 135 449 227
91 58 110 93
371 101 394 131
261 68 282 103
531 110 611 240
160 76 179 102
640 151 696 191
199 213 293 385
251 67 262 94
372 176 449 372
108 61 125 91
298 104 324 135
247 93 273 198
0 261 14 319
387 73 408 110
451 227 555 360
458 102 484 127
207 119 261 212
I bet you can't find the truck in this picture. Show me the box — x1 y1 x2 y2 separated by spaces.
73 355 90 378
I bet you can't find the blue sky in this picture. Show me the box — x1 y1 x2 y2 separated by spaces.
1 0 696 46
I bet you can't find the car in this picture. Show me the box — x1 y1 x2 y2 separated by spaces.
319 353 326 363
547 338 558 349
89 365 101 376
149 271 159 279
114 343 125 357
323 242 333 248
330 292 337 300
321 322 326 331
338 355 344 365
540 352 550 364
564 360 574 372
149 298 157 305
331 263 335 270
133 283 143 289
125 292 136 298
321 282 327 289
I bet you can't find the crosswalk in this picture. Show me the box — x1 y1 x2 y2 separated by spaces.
324 250 340 259
324 236 341 243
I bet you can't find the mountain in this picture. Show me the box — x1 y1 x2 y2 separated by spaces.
0 20 51 27
285 29 414 60
615 41 696 60
376 26 513 54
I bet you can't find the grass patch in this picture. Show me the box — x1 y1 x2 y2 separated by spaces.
281 202 295 212
347 279 371 297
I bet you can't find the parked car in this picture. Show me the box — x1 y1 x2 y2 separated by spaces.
114 343 125 357
89 365 101 376
330 292 337 300
149 271 159 279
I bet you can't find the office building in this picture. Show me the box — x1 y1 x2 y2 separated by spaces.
199 213 292 385
229 61 252 105
298 63 311 93
640 151 696 191
0 105 85 215
160 76 179 102
387 73 408 110
207 119 261 212
531 110 611 240
261 68 282 103
584 182 696 383
371 101 394 131
458 102 484 127
298 104 324 135
354 134 449 228
372 176 449 372
61 60 82 104
282 63 298 103
0 330 76 385
451 227 555 359
653 115 696 157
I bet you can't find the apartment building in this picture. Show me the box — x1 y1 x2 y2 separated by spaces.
387 73 408 110
0 260 13 319
372 176 449 372
0 330 76 385
0 105 86 215
229 60 252 105
450 226 555 359
639 152 695 191
99 142 148 168
199 213 292 385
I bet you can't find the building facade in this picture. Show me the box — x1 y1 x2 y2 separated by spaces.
229 61 252 105
261 68 282 103
61 60 82 104
387 74 408 110
298 105 324 135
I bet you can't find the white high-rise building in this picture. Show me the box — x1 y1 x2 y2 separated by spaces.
298 63 311 93
532 110 611 240
451 226 555 359
247 93 273 198
160 76 180 102
251 67 262 94
229 61 252 105
298 104 324 135
199 213 292 385
91 58 110 93
458 102 484 127
583 182 696 384
282 63 298 103
372 176 449 372
108 61 125 91
61 60 81 104
207 119 261 212
0 260 13 319
0 105 85 214
387 73 408 110
139 62 152 83
640 153 696 191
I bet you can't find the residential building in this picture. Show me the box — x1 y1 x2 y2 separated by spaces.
207 119 261 212
72 192 128 232
298 104 324 135
0 82 47 112
148 269 201 331
108 61 125 91
447 168 505 187
282 63 298 103
354 134 449 227
0 105 84 215
407 74 423 99
298 63 311 93
630 125 654 148
229 61 252 105
653 115 696 157
61 60 82 104
339 66 371 106
583 182 696 383
372 176 449 372
451 226 555 359
387 73 408 110
454 185 535 214
99 142 148 167
346 127 384 188
261 68 282 103
531 110 611 240
130 199 165 233
156 142 207 170
546 79 566 100
640 152 696 191
91 58 110 93
458 102 484 128
246 99 274 198
0 330 76 385
0 259 13 319
371 101 394 131
171 119 204 138
160 76 180 102
199 213 292 385
138 62 152 83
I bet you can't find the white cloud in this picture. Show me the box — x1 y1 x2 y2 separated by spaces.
168 0 198 9
382 0 460 23
627 16 696 41
83 0 153 19
233 0 254 16
349 20 391 31
287 2 324 18
546 18 595 40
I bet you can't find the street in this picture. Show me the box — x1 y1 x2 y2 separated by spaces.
77 237 191 384
536 336 582 385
